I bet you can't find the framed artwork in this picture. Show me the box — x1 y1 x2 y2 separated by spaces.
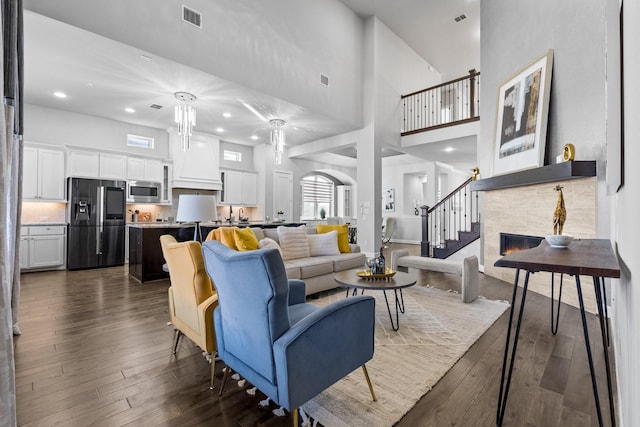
383 188 395 212
492 49 554 176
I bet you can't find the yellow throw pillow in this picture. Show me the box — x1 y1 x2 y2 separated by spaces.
234 227 259 251
316 224 351 253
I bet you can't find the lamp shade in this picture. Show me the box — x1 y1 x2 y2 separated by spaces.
176 195 217 223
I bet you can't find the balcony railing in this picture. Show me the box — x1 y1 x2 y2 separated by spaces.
401 69 480 136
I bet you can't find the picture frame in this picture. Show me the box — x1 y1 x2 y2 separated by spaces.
492 49 554 176
383 188 395 212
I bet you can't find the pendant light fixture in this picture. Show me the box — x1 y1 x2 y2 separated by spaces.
174 91 197 151
270 118 285 164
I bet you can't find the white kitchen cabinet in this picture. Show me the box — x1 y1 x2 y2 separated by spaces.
68 149 126 180
126 157 145 181
23 145 66 201
98 153 127 179
127 157 164 182
241 172 258 205
220 169 258 206
68 150 100 178
20 225 66 271
169 129 222 190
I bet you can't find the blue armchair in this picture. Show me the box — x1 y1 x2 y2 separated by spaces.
201 240 377 425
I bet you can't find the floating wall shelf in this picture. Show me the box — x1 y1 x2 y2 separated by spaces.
470 161 597 192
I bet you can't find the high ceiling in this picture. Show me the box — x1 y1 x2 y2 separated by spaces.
340 0 480 79
23 1 480 169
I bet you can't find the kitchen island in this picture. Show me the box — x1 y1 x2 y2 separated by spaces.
128 222 304 282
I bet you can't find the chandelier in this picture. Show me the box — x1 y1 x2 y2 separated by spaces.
174 92 197 151
270 118 286 164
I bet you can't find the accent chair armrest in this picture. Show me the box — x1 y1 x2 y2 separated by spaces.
272 296 375 409
197 293 219 353
288 279 306 305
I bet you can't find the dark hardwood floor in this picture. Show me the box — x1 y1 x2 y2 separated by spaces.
14 244 616 426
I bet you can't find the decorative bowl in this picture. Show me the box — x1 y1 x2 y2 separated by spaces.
545 234 574 248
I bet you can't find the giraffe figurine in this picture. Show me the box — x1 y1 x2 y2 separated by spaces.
552 185 566 235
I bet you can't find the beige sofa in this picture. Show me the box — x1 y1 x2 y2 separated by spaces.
251 227 366 295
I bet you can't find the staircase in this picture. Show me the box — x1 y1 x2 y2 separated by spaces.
420 176 480 259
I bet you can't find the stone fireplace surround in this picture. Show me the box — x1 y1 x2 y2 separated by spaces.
472 162 598 313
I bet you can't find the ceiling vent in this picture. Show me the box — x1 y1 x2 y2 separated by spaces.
454 13 467 23
149 104 163 110
182 5 202 28
320 74 329 87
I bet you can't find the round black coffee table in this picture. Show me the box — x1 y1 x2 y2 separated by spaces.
334 269 418 331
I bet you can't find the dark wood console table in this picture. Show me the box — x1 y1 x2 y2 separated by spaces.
494 239 619 427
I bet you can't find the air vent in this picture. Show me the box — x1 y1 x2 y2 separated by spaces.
182 5 202 28
454 13 467 23
149 104 163 110
320 74 329 87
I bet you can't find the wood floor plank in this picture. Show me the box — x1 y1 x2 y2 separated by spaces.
15 244 617 426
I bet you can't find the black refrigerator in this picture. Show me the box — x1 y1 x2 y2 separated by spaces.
67 178 126 270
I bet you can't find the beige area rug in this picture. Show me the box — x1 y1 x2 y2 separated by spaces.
301 285 509 427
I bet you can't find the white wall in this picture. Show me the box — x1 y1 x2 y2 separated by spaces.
612 2 640 425
24 104 169 158
372 17 441 150
25 0 365 128
219 141 254 170
481 1 637 424
480 0 610 239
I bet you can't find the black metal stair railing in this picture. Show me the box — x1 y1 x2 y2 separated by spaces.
420 176 480 258
402 69 480 136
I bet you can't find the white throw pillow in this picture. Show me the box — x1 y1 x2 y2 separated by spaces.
307 230 340 256
258 237 282 257
277 225 310 260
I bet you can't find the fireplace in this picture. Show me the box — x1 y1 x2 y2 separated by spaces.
499 233 544 256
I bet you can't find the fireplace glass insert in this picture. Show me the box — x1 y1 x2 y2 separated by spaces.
499 233 544 256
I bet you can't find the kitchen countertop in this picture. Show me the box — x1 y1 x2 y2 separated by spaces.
22 222 67 226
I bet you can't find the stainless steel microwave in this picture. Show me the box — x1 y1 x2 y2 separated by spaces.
127 181 161 203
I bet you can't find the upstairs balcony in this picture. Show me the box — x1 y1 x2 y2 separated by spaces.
401 69 480 136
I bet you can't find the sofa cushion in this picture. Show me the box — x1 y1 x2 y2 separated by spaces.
277 226 310 260
263 228 280 243
316 224 351 253
285 257 334 279
307 230 340 256
325 252 367 272
234 227 259 251
284 264 301 280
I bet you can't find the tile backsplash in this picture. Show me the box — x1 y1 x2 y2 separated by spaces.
21 202 66 223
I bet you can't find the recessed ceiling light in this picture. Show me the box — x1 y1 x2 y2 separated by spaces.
125 107 135 113
444 147 455 152
140 54 153 61
216 127 224 133
53 91 67 98
250 135 259 140
223 112 232 118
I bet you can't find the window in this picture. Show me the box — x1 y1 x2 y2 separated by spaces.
127 134 154 149
301 175 333 219
223 150 242 162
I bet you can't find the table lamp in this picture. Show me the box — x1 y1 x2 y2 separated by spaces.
176 194 218 241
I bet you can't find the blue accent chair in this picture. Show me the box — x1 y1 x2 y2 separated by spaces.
202 240 377 426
